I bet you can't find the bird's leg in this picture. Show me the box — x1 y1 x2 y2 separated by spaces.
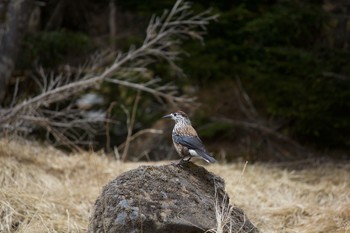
171 157 188 167
177 158 186 165
175 157 192 167
170 157 184 166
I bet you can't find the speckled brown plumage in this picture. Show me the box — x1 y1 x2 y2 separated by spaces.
162 111 216 163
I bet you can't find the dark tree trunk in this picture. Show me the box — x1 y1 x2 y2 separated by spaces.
0 0 34 104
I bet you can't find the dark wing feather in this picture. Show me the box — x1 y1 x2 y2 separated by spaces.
173 133 216 163
172 133 205 151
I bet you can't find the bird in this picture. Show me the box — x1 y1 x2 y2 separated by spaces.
162 111 216 164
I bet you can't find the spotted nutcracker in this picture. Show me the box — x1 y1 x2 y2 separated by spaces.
162 111 216 163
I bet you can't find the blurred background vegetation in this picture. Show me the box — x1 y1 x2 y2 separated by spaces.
1 0 349 161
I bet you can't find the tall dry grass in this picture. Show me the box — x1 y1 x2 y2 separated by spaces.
0 139 349 232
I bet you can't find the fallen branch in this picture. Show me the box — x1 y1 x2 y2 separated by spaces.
212 117 310 156
0 0 217 149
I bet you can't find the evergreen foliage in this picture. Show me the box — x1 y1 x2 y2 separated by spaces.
21 31 94 68
9 0 349 151
121 0 350 150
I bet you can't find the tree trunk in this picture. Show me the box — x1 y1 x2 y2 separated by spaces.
0 0 34 104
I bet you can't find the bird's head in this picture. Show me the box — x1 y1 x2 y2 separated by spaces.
162 111 191 125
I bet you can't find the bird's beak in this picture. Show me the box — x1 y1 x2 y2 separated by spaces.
162 114 172 119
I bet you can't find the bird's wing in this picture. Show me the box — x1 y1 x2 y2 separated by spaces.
173 133 216 163
172 133 206 151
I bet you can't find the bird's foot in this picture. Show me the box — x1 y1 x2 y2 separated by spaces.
171 158 188 167
171 161 179 166
171 157 194 168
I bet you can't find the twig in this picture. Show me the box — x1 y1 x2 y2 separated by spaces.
212 117 309 153
10 78 20 107
121 91 141 161
105 78 195 103
238 161 248 184
105 101 117 152
322 71 349 81
0 0 216 149
234 76 258 121
109 0 117 50
118 128 163 150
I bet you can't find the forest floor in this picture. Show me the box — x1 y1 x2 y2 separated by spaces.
0 139 349 233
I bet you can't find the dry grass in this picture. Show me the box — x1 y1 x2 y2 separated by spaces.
0 139 349 233
218 161 350 233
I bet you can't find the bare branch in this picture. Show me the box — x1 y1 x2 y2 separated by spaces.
117 129 163 151
121 92 141 161
105 78 195 103
322 71 349 81
234 76 259 121
0 0 216 149
105 101 117 152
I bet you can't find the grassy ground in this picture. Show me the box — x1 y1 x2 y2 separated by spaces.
0 139 349 233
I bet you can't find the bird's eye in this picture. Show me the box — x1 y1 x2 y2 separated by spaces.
174 113 177 116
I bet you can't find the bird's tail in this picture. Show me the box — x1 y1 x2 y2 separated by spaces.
197 150 217 163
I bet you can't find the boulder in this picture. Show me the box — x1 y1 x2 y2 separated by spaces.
88 162 260 233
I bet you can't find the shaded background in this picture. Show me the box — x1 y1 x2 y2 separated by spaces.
1 0 349 161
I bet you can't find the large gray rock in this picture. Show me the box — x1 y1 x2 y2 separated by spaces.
88 162 259 233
